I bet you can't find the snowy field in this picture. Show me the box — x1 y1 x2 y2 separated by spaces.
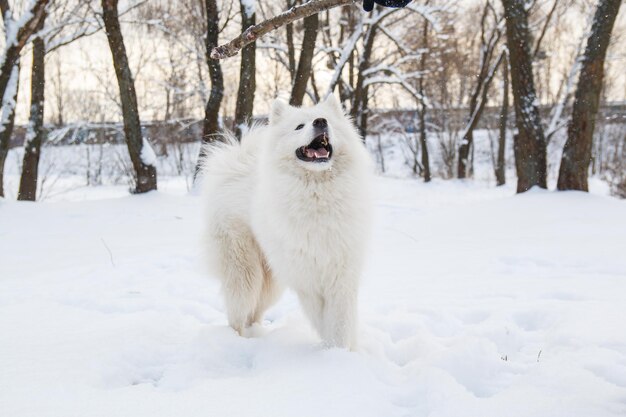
2 146 626 416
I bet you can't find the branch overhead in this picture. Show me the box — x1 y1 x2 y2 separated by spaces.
210 0 358 59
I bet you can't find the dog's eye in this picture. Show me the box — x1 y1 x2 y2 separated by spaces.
295 124 305 130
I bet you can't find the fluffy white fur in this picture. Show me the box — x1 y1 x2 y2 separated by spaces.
201 96 372 350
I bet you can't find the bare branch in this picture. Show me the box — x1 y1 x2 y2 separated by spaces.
460 49 506 140
532 0 559 60
211 0 358 59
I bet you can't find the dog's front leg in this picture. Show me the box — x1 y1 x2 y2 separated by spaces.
297 290 325 337
322 285 358 350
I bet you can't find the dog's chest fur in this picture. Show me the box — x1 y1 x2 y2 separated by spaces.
251 168 367 290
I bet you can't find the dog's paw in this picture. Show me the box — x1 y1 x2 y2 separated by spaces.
241 322 269 338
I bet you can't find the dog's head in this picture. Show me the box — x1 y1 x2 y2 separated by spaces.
267 96 362 173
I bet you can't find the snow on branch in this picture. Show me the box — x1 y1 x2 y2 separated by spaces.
3 0 50 51
363 65 427 105
323 17 363 98
0 63 18 133
210 0 358 59
0 0 49 122
403 3 442 31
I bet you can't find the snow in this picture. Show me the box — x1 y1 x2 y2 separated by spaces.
0 64 19 133
241 0 255 19
1 169 626 416
1 0 37 53
23 118 35 146
140 138 157 166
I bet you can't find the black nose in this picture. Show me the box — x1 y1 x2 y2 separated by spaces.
313 118 327 128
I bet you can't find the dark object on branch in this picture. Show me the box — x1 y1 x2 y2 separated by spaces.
362 0 412 12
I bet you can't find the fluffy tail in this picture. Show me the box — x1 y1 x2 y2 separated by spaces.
195 131 240 180
196 122 267 186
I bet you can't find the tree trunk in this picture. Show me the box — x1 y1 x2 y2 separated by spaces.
18 35 46 201
0 47 22 118
234 0 256 139
418 18 430 182
195 0 225 179
557 0 621 191
458 51 505 179
0 63 19 198
458 2 502 179
289 11 319 106
501 0 547 193
418 103 430 183
285 0 296 82
102 0 156 193
351 20 377 139
457 130 473 179
0 0 49 196
496 55 509 186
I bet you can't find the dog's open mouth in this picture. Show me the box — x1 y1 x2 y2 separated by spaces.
296 133 333 163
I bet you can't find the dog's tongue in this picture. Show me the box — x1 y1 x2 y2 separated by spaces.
305 147 329 159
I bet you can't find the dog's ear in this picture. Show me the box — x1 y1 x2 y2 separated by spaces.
270 99 288 124
323 94 343 114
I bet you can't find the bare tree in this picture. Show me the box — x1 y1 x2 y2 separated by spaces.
0 0 50 197
203 0 225 140
350 11 378 137
289 9 319 106
50 55 65 126
234 0 256 139
102 0 157 193
0 63 18 197
457 0 502 179
285 0 297 81
349 5 439 138
417 14 430 182
17 23 46 201
557 0 622 191
323 5 362 99
501 0 547 192
18 0 103 201
495 54 509 186
214 0 438 141
195 0 225 178
0 0 49 106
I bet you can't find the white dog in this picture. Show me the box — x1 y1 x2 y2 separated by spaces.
201 96 371 350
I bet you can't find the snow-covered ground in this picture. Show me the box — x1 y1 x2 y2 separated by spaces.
1 172 625 417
